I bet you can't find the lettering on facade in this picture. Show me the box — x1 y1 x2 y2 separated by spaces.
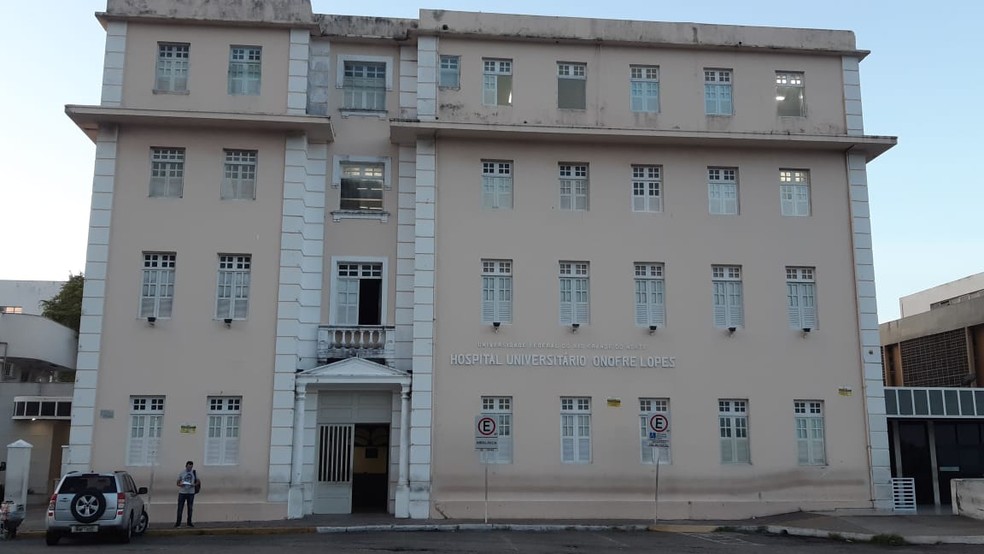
449 353 676 368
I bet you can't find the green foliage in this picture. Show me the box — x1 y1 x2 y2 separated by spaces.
41 274 84 332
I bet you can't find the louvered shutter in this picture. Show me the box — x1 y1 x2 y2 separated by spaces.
559 279 573 324
497 276 512 323
225 415 241 464
561 414 575 462
634 281 648 325
728 282 743 327
483 75 497 105
128 415 146 466
481 176 495 209
574 278 589 324
234 273 250 318
713 282 728 327
577 414 591 462
206 415 222 465
497 177 512 209
802 283 817 329
787 282 801 328
650 280 665 326
481 276 495 323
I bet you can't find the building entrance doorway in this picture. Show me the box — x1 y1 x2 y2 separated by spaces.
352 424 389 512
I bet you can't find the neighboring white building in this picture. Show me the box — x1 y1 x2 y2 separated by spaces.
898 271 984 318
64 0 895 521
0 280 76 500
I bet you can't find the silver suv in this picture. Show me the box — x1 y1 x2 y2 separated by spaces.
45 471 149 545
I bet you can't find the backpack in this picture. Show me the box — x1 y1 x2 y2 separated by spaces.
193 470 201 494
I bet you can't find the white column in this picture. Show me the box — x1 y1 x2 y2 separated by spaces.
395 385 411 518
287 388 307 519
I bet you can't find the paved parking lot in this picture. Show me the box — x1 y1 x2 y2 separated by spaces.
6 530 984 553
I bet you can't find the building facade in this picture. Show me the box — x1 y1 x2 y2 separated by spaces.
65 0 895 521
0 280 76 500
882 274 984 507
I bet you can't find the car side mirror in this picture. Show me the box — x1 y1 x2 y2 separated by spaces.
137 487 148 495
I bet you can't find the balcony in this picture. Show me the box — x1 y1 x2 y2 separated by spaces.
317 325 395 363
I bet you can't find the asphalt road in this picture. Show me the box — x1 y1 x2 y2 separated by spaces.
4 531 982 553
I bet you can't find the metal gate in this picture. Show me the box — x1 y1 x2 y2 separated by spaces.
314 424 354 513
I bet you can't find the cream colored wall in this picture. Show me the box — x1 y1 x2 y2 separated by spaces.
90 126 285 502
430 139 871 518
320 41 403 326
121 23 291 114
438 39 846 135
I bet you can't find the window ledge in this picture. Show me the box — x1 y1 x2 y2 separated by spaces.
331 210 390 223
152 89 190 95
340 109 388 119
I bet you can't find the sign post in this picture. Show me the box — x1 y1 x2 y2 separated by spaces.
474 416 499 524
645 412 670 523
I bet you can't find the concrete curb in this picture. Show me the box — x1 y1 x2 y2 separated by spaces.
316 524 652 533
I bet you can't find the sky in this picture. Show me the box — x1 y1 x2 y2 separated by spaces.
1 0 981 322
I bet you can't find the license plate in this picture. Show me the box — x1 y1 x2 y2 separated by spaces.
71 525 98 533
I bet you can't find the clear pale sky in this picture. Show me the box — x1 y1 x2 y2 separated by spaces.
1 0 981 322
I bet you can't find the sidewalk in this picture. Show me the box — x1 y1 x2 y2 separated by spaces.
12 504 984 545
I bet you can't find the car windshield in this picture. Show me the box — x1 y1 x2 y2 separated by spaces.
59 475 117 494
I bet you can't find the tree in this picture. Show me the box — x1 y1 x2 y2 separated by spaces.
41 273 84 332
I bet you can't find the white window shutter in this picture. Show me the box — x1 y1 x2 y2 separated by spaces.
728 282 743 327
234 297 248 319
720 436 733 463
498 277 512 323
802 283 817 329
634 281 648 325
483 75 496 105
713 282 727 327
633 194 646 212
497 435 513 464
578 436 590 462
787 283 801 328
217 297 231 319
481 177 495 209
736 436 750 463
225 434 240 465
651 280 665 326
206 435 220 465
128 418 145 466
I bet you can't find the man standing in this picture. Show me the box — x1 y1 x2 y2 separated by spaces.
175 460 200 527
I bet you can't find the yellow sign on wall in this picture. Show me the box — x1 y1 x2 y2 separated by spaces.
180 425 197 434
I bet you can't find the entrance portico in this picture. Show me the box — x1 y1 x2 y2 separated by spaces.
288 358 412 518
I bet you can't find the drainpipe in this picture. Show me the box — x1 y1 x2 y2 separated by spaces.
396 384 411 518
287 386 306 519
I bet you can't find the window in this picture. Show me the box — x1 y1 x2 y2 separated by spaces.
481 161 512 210
557 62 586 109
140 253 175 319
795 400 826 465
222 150 257 200
482 260 512 324
704 69 733 115
712 265 743 329
481 396 512 464
559 164 589 211
127 396 164 466
640 398 671 464
561 397 591 463
630 65 659 113
149 148 185 198
206 396 241 466
343 61 387 111
340 163 384 212
335 262 383 325
216 255 251 320
632 165 661 213
787 266 817 330
482 59 512 106
155 43 189 92
228 46 261 95
780 169 811 216
634 263 665 328
708 167 738 215
776 72 805 117
559 262 589 325
439 55 460 88
0 306 23 314
719 399 749 464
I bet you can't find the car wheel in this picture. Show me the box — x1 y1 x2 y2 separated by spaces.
45 531 61 546
134 510 149 536
70 489 106 524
